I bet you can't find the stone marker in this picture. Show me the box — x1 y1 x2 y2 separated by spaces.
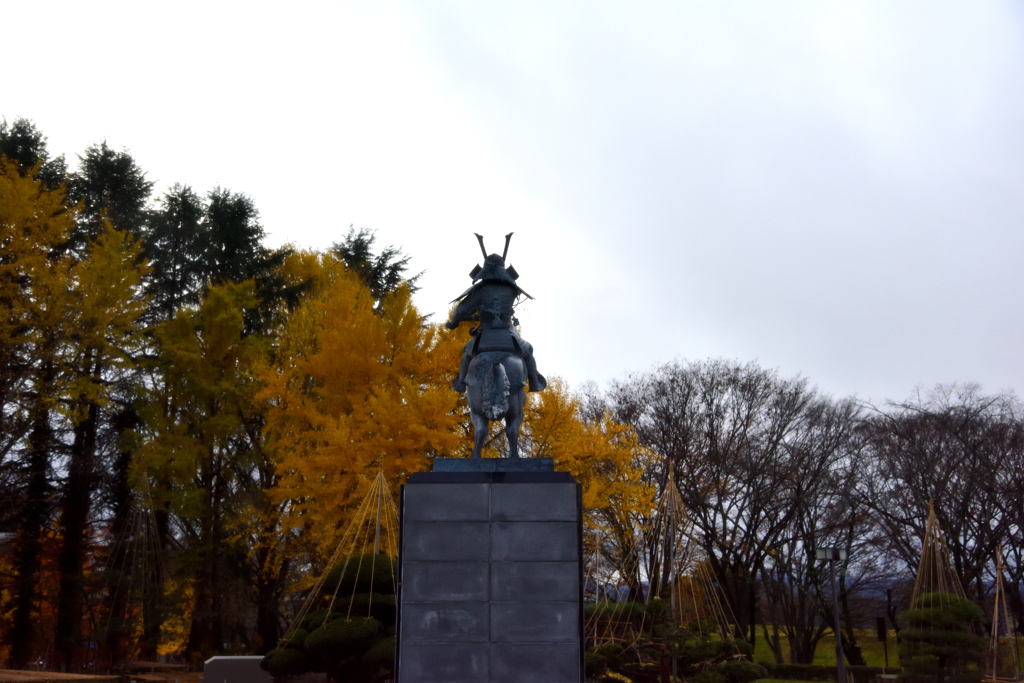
200 656 272 683
395 458 583 683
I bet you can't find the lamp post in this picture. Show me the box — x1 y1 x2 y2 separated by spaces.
816 547 848 683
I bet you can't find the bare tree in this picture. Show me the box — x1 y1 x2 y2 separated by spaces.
992 401 1024 637
608 359 828 650
759 397 877 665
861 385 1023 607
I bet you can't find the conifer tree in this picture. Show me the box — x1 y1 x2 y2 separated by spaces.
144 183 207 319
67 141 152 252
204 188 267 285
332 226 420 302
0 117 67 186
899 592 986 683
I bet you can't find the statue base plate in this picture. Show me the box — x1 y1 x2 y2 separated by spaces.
432 457 554 473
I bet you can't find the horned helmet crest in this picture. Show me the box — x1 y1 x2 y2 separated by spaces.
452 232 533 301
469 232 520 284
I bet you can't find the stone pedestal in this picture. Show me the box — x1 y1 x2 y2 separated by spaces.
395 460 583 683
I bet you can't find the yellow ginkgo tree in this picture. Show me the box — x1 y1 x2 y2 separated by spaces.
0 157 77 668
55 222 151 664
257 251 465 561
134 280 264 659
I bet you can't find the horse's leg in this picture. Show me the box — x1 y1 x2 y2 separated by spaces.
470 412 489 459
504 388 527 459
505 418 520 459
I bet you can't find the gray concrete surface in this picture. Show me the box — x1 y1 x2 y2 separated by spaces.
201 656 272 683
396 472 582 683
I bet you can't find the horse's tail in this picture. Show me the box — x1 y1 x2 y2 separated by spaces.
482 361 511 419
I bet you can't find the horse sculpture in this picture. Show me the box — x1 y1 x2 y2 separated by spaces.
465 352 528 458
447 233 546 459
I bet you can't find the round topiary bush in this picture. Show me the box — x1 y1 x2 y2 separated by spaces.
304 616 382 664
362 635 395 669
278 628 308 649
261 646 307 677
323 554 396 597
585 651 609 679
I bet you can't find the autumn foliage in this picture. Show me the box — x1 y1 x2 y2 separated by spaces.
10 118 1024 683
259 254 465 544
0 124 652 670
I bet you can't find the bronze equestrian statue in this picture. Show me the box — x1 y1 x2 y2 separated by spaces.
446 233 546 458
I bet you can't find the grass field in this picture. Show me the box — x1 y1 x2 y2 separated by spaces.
752 629 1024 673
751 629 900 667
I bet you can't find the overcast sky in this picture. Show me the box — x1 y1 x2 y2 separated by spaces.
6 1 1024 403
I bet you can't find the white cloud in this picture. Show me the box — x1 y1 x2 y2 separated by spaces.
6 0 1024 402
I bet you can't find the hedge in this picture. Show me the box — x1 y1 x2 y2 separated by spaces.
760 662 888 682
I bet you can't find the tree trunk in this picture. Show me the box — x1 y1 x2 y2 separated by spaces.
748 578 758 655
103 443 135 664
139 507 164 661
187 456 221 659
762 623 784 664
55 374 100 666
187 530 218 658
254 551 289 654
659 653 671 683
11 369 55 669
840 570 866 665
254 581 282 654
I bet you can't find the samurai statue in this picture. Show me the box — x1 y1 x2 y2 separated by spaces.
446 233 546 395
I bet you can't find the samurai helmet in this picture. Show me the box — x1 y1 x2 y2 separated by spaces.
469 233 520 285
451 232 533 302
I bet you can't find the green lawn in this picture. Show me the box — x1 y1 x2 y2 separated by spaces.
752 630 899 667
754 630 1024 673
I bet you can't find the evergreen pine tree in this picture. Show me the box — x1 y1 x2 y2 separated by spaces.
899 592 986 683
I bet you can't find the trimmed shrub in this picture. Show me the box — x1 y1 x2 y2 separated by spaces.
712 658 766 683
761 663 836 680
278 628 308 650
899 592 986 683
761 663 888 681
261 647 307 677
690 670 727 683
304 616 382 664
264 555 397 683
362 635 395 669
345 592 397 629
322 554 396 597
300 609 341 631
586 651 609 679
